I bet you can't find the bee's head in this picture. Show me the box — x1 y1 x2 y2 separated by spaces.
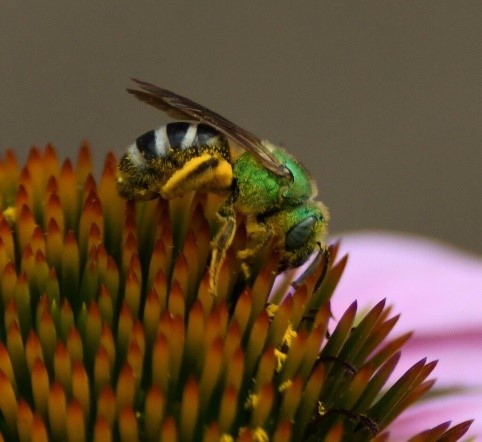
267 202 329 271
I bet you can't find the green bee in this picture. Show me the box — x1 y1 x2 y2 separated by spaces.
117 79 329 294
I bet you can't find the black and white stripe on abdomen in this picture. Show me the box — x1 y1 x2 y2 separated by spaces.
131 122 221 161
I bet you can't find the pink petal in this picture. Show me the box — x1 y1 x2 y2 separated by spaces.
331 231 482 335
388 392 482 440
330 231 482 438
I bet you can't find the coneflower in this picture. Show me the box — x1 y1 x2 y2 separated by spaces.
0 144 473 441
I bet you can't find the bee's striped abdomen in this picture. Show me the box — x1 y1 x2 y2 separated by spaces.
133 122 222 162
118 121 232 200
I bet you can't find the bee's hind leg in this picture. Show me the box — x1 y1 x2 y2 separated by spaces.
210 202 237 296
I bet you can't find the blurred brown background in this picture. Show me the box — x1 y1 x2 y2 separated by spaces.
1 2 480 252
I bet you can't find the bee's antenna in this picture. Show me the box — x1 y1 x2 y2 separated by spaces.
290 244 328 291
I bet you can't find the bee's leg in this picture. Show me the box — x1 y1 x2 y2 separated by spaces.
238 218 273 279
210 202 237 296
161 154 233 197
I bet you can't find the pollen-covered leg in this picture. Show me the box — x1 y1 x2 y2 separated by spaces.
210 203 237 296
238 218 272 279
161 153 233 198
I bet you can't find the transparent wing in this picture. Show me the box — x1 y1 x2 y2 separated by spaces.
128 78 291 179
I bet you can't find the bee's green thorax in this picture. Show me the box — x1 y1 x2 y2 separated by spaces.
233 148 315 215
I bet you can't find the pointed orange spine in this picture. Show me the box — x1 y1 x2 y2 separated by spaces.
169 315 185 387
180 378 200 442
143 288 162 350
61 231 80 303
0 343 16 394
98 284 114 329
58 160 78 231
31 413 49 442
199 337 223 409
168 280 186 320
85 301 102 369
254 348 277 392
72 361 90 421
25 332 44 373
116 364 136 414
59 299 74 340
151 333 169 395
147 239 169 291
119 406 139 442
99 324 116 373
1 262 16 309
93 416 113 442
218 385 238 434
250 383 274 428
76 142 93 188
38 309 57 372
97 387 116 429
66 399 86 442
224 347 245 394
144 387 165 441
16 400 33 442
45 218 63 270
6 322 28 391
279 376 303 422
0 218 15 261
54 342 72 395
0 370 18 431
124 267 141 317
171 251 190 302
94 346 111 396
127 340 143 386
272 421 293 442
232 289 252 339
160 416 177 442
66 327 83 363
117 303 134 362
48 381 67 440
31 359 49 420
245 310 270 377
4 300 18 336
43 144 60 178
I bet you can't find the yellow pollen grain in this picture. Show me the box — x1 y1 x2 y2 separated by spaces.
318 401 326 416
282 325 297 347
220 435 234 442
253 427 269 442
279 379 293 392
2 207 16 226
265 303 279 319
245 393 259 410
274 349 287 372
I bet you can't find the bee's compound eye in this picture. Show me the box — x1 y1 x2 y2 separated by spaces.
285 215 317 251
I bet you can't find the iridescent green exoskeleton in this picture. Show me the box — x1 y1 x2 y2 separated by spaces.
117 79 329 295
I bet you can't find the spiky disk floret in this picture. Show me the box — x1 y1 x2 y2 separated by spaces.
0 144 472 441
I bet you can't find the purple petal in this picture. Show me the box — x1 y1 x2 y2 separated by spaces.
331 231 482 334
330 231 482 437
388 392 482 440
